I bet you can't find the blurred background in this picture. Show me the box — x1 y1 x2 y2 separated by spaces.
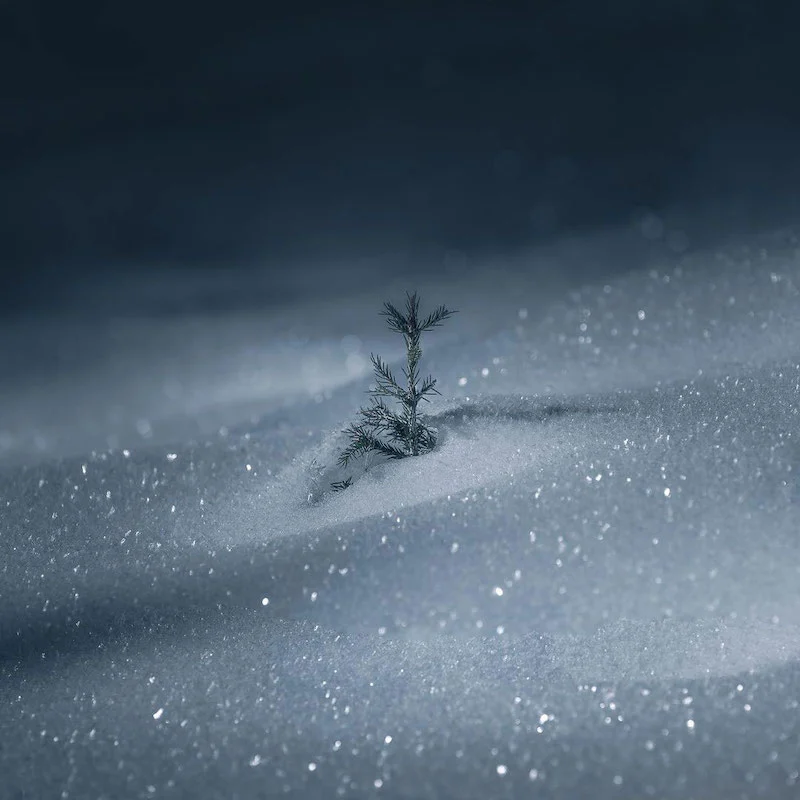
2 0 800 315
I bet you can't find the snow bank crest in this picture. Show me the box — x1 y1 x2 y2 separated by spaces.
232 396 620 543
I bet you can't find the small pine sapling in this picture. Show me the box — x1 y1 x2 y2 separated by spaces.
334 292 456 490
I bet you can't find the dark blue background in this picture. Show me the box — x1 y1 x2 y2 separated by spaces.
2 1 799 310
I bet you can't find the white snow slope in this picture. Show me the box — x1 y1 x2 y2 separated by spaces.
2 227 800 799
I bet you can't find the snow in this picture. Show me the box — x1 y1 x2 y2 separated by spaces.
2 227 800 797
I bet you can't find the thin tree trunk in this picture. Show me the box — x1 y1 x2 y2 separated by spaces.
406 334 419 456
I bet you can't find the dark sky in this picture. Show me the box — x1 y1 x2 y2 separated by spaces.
2 1 799 310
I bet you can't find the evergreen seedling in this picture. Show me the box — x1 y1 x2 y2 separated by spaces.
334 292 456 489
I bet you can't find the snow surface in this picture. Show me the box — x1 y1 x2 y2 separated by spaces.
2 227 800 798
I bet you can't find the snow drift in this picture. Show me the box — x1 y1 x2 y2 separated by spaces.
2 226 800 798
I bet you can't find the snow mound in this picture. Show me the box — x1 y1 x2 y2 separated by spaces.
4 227 800 797
238 395 621 540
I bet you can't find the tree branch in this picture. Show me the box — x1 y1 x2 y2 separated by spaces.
419 305 456 332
